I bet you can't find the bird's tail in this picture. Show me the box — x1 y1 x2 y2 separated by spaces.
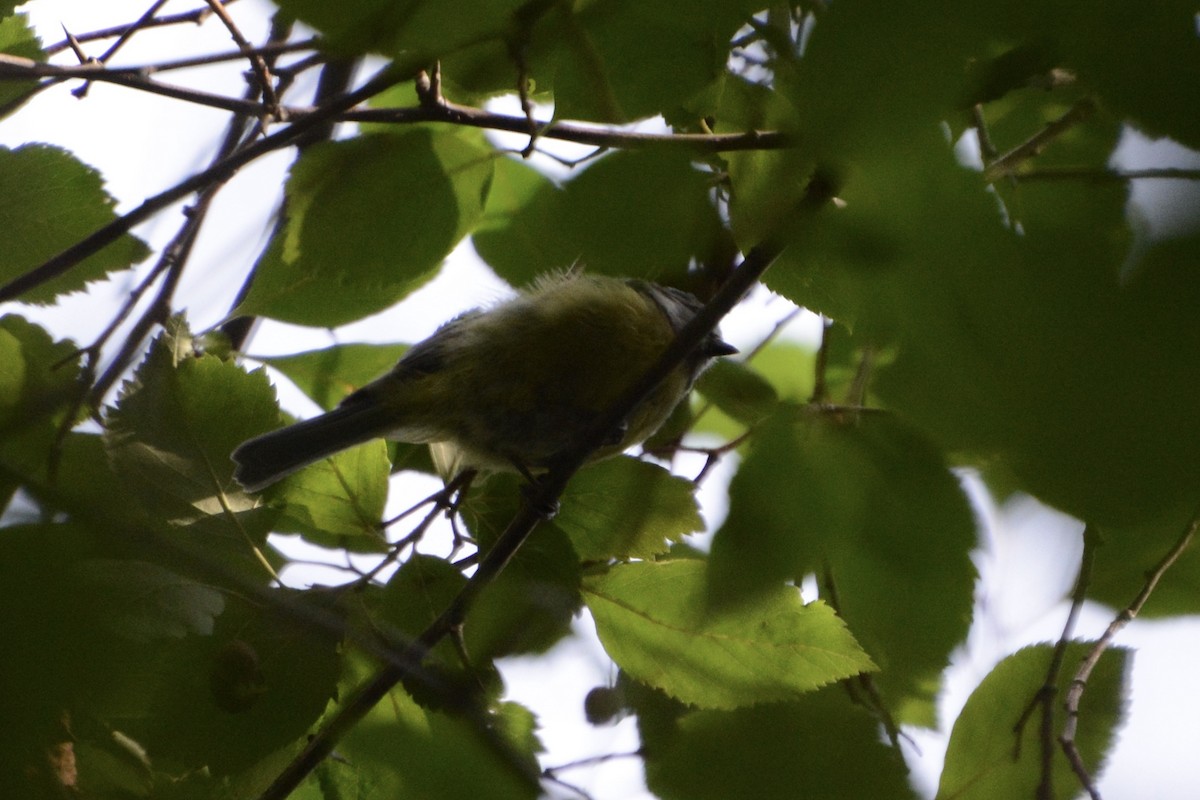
231 402 396 491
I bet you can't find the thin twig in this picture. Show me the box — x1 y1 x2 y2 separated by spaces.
1011 525 1098 796
811 316 832 404
96 0 172 64
203 0 279 117
1015 167 1200 182
542 749 644 800
972 103 998 163
0 56 793 155
85 19 281 407
821 565 905 749
339 100 795 153
984 98 1096 182
44 3 231 55
68 0 171 99
1060 509 1199 799
844 346 874 407
219 49 356 350
0 54 274 114
89 40 317 77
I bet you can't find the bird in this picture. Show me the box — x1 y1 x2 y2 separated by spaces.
231 272 735 492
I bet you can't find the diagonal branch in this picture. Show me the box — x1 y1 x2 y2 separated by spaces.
202 0 279 116
983 98 1095 182
1060 508 1199 799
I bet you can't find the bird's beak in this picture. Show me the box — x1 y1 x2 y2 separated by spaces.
704 338 738 357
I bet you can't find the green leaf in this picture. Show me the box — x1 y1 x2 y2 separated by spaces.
1085 504 1200 618
257 342 409 411
472 155 573 286
0 316 83 506
1055 1 1200 149
555 457 704 560
708 410 976 725
549 0 749 123
311 650 539 800
694 358 779 426
783 0 989 160
478 150 725 284
713 74 812 248
366 559 501 710
104 318 280 524
643 687 916 800
557 150 722 279
740 340 819 403
864 137 1200 527
460 476 583 657
584 559 874 709
269 439 391 548
0 13 44 117
937 643 1130 800
275 0 527 59
71 559 225 642
0 145 149 303
236 129 495 326
380 554 468 639
140 591 343 776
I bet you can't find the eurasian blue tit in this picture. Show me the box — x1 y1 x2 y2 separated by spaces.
231 272 735 491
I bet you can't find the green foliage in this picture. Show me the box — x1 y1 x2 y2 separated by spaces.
641 686 916 800
1 1 1196 798
105 318 277 523
586 559 874 709
474 149 725 283
256 343 410 410
0 13 44 114
937 643 1129 799
709 410 977 724
0 145 149 303
236 129 495 326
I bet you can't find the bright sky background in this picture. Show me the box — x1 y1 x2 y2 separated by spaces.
4 2 1200 798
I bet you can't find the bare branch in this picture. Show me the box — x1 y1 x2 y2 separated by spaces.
202 0 279 116
1016 166 1200 182
44 2 233 55
94 0 172 65
338 99 796 153
111 39 318 76
0 54 271 114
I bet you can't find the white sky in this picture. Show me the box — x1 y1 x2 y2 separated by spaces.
4 2 1200 798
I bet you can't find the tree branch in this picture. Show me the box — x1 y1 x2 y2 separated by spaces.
202 0 279 116
43 2 233 56
337 100 795 153
0 54 283 113
0 54 794 156
1015 166 1200 182
983 98 1096 182
1060 509 1199 798
1011 524 1098 798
